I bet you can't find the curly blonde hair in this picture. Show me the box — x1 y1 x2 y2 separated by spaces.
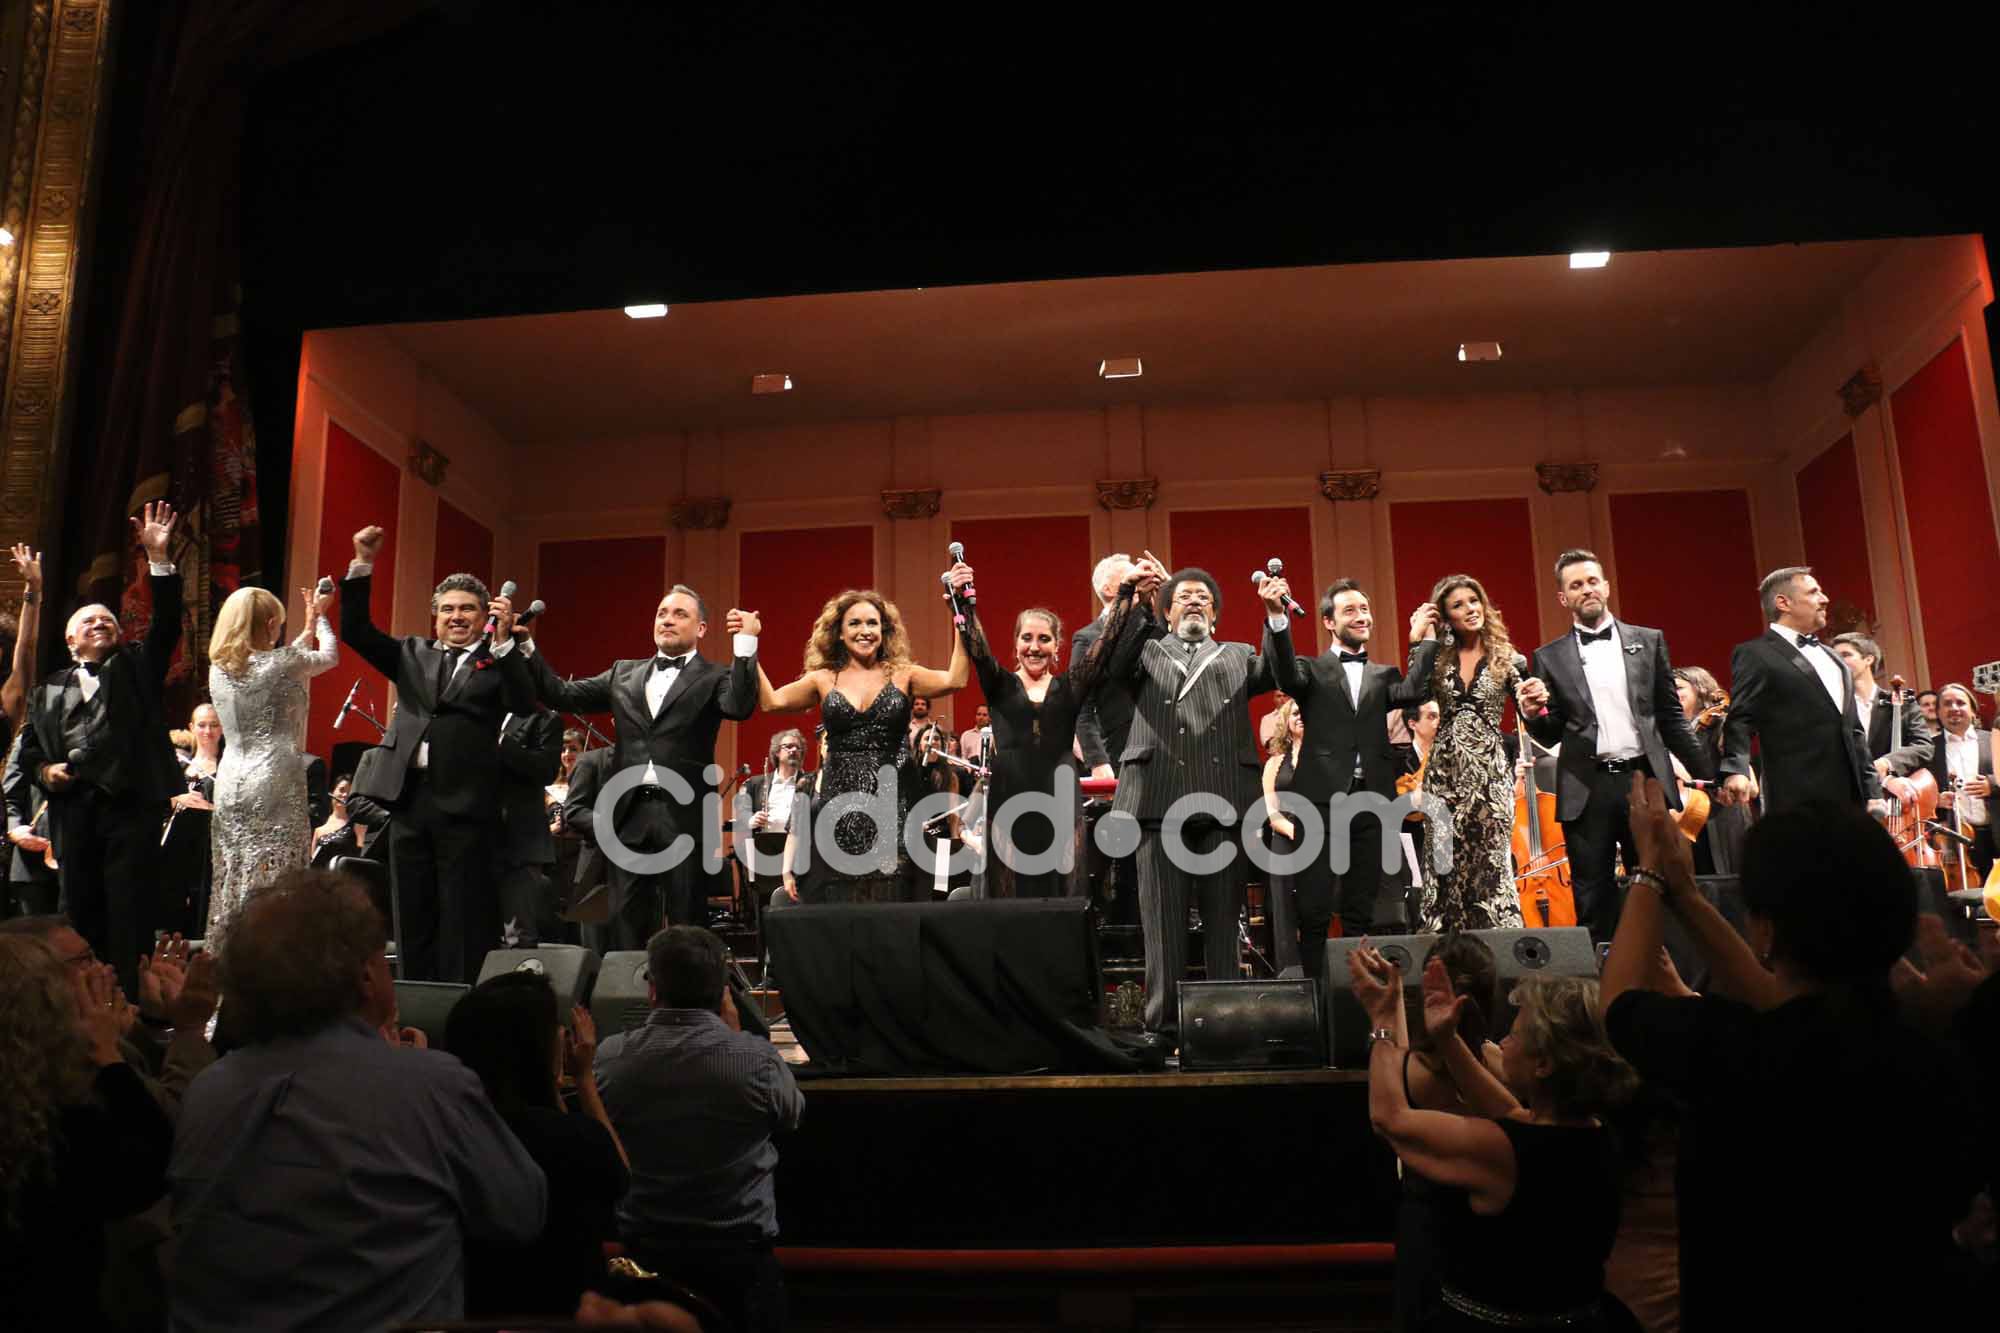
1429 573 1516 694
0 935 94 1221
209 585 284 678
803 590 914 676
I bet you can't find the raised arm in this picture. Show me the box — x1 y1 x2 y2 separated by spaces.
519 639 615 713
906 562 977 700
716 608 763 721
1425 958 1525 1118
1385 632 1441 707
959 606 1009 700
759 662 826 715
337 526 407 680
1 544 41 729
135 502 184 685
291 583 340 678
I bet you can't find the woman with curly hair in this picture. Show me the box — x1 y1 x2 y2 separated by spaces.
762 562 975 903
0 931 172 1330
1421 573 1528 930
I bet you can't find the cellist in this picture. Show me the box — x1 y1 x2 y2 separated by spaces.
1920 683 1995 882
1514 549 1713 941
1828 632 1935 787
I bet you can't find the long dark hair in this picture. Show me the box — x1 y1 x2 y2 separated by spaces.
443 971 562 1114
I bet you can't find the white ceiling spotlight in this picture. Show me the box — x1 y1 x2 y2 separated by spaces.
622 303 669 319
751 373 794 395
1458 341 1503 362
1099 356 1143 379
1568 251 1611 269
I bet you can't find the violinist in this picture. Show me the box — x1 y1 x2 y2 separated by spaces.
1828 633 1935 785
1921 683 1994 882
1672 666 1749 875
1516 549 1712 941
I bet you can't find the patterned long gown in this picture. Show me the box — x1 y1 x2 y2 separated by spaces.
1420 652 1525 931
206 617 339 934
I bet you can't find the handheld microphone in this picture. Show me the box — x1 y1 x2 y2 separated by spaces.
516 599 546 627
315 576 335 597
947 541 975 604
1252 570 1306 617
333 679 361 730
483 580 518 638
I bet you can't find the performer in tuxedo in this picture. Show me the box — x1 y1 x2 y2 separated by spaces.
338 523 534 981
1718 566 1882 815
527 587 760 948
1923 682 1995 880
1829 632 1935 787
559 743 616 951
18 502 183 990
1516 549 1713 939
496 707 564 946
1096 555 1293 1044
1267 578 1441 954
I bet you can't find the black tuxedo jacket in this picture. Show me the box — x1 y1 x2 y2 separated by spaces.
304 753 332 828
1722 629 1881 811
1071 612 1138 770
338 573 534 819
20 571 186 847
1862 691 1935 776
1524 621 1711 820
560 747 614 894
531 643 757 839
498 709 564 867
1270 634 1440 803
1104 601 1284 822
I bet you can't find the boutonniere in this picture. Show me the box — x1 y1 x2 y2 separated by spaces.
1622 643 1642 656
473 655 493 672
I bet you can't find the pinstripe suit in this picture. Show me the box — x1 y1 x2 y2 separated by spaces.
1106 601 1287 1035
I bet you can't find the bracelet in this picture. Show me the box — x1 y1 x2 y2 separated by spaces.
1628 867 1673 897
1368 1025 1397 1047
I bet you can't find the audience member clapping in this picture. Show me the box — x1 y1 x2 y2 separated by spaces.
1603 776 1981 1326
0 931 173 1332
1350 946 1631 1329
167 868 547 1332
447 970 631 1318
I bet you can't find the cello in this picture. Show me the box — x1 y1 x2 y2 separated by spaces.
1881 673 1941 870
1510 733 1577 928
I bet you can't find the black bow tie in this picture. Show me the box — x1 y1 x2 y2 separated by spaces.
1338 651 1368 664
76 660 102 677
1577 626 1613 645
654 654 689 673
1795 633 1820 650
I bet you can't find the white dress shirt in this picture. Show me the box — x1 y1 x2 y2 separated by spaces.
1770 621 1846 711
1944 728 1987 826
1574 619 1641 760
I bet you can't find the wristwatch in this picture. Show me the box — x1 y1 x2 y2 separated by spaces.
1368 1026 1396 1046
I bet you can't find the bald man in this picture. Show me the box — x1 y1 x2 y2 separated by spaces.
19 503 186 990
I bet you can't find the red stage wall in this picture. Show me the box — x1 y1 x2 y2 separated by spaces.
432 497 494 593
947 515 1096 727
1167 505 1315 739
1794 434 1877 630
1892 337 2000 703
1607 489 1762 689
1388 496 1541 663
737 526 875 776
534 536 668 738
308 422 401 768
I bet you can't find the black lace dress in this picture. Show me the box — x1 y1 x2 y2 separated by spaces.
804 679 915 903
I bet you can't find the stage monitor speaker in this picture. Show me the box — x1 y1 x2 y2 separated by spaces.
476 944 601 1026
394 980 468 1049
592 949 772 1041
1323 925 1596 1067
1177 978 1322 1070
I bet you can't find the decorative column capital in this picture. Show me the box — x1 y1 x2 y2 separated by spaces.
668 496 731 530
407 439 449 487
1318 469 1380 501
1094 478 1158 510
1837 364 1883 419
880 487 942 520
1535 462 1598 494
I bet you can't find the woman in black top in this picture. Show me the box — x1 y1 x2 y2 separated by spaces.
446 970 631 1318
1350 948 1631 1330
1604 777 1981 1328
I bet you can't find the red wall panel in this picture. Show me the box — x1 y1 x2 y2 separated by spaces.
737 526 876 775
1608 489 1763 690
431 498 494 594
1167 506 1316 739
947 515 1096 728
1387 496 1542 667
1794 434 1876 629
308 422 401 768
533 536 669 737
1893 337 2000 703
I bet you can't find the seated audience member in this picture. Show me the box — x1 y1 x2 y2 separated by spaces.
0 932 173 1333
1350 948 1631 1330
446 970 631 1318
596 925 804 1333
1603 777 1981 1326
168 868 548 1332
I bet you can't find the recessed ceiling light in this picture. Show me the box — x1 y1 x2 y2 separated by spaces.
623 303 669 319
1458 341 1503 362
1568 251 1611 269
751 373 793 395
1099 356 1143 379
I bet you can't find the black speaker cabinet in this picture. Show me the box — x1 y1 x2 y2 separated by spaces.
393 980 468 1049
476 943 601 1025
592 950 653 1036
1176 978 1323 1071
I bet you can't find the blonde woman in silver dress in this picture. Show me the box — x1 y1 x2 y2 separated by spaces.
204 583 338 934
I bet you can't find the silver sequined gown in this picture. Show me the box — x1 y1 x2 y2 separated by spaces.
206 617 339 934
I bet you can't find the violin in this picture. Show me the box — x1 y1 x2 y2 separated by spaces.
1509 737 1577 929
